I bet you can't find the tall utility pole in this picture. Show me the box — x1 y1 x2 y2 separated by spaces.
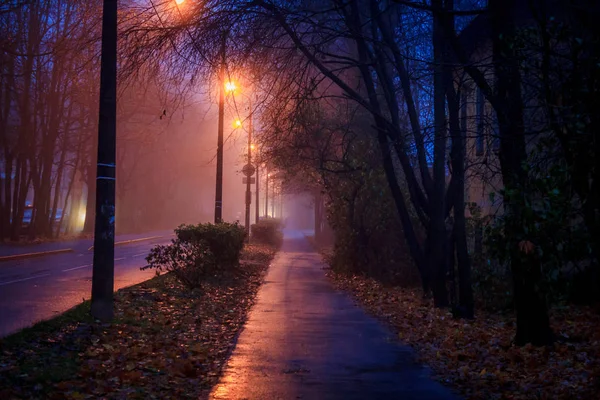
214 33 226 224
280 183 284 220
271 177 275 217
265 168 269 217
255 160 260 224
91 0 117 321
244 98 253 240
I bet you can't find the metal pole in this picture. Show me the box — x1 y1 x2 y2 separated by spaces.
214 33 226 224
244 97 252 241
271 176 275 217
265 168 269 217
280 183 284 220
91 0 117 321
255 159 260 224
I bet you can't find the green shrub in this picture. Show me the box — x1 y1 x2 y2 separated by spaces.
175 222 246 269
143 222 246 290
251 219 283 246
143 239 215 290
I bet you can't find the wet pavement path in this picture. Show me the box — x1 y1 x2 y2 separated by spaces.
209 230 460 400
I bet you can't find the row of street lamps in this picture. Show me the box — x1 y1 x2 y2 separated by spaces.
215 77 283 239
90 0 279 320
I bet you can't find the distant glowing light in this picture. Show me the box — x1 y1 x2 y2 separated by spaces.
225 81 237 93
250 144 256 150
234 119 242 128
175 0 185 4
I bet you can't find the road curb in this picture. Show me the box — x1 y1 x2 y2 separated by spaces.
0 248 75 262
87 235 163 251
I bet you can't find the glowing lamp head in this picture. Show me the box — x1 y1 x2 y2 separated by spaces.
234 119 242 128
250 144 256 150
225 81 237 93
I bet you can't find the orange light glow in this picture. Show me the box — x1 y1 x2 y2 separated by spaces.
225 81 237 93
250 144 256 150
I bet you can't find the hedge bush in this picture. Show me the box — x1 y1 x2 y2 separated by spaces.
251 218 283 246
175 222 246 269
143 239 214 290
143 222 246 289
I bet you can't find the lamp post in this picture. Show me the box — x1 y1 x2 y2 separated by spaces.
226 80 256 237
271 175 275 217
255 147 260 224
265 170 269 217
214 33 226 224
245 100 252 241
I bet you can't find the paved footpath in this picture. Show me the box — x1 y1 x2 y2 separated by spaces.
209 230 460 400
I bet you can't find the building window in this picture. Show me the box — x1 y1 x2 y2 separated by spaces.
476 87 485 156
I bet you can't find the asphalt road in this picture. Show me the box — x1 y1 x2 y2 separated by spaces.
0 235 173 338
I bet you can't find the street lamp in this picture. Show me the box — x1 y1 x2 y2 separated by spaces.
227 83 256 241
245 110 252 241
213 34 235 224
265 172 270 217
271 173 275 217
225 81 237 93
253 144 260 225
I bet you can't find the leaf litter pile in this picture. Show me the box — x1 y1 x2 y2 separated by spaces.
329 272 600 400
0 243 276 399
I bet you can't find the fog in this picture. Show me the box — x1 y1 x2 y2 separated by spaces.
111 82 256 234
0 0 320 241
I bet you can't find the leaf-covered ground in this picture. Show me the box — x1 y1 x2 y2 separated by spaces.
328 272 600 400
0 243 276 399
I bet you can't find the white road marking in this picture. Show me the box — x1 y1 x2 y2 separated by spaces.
62 264 92 272
131 253 147 258
0 273 50 287
63 256 127 272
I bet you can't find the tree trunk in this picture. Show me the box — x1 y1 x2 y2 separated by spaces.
82 162 96 234
490 0 552 345
428 0 449 308
0 55 15 241
448 86 474 318
444 0 474 318
314 189 322 242
10 157 27 241
50 138 67 238
59 136 83 237
2 156 13 240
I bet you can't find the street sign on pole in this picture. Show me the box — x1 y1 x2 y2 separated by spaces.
243 177 255 184
242 163 256 177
